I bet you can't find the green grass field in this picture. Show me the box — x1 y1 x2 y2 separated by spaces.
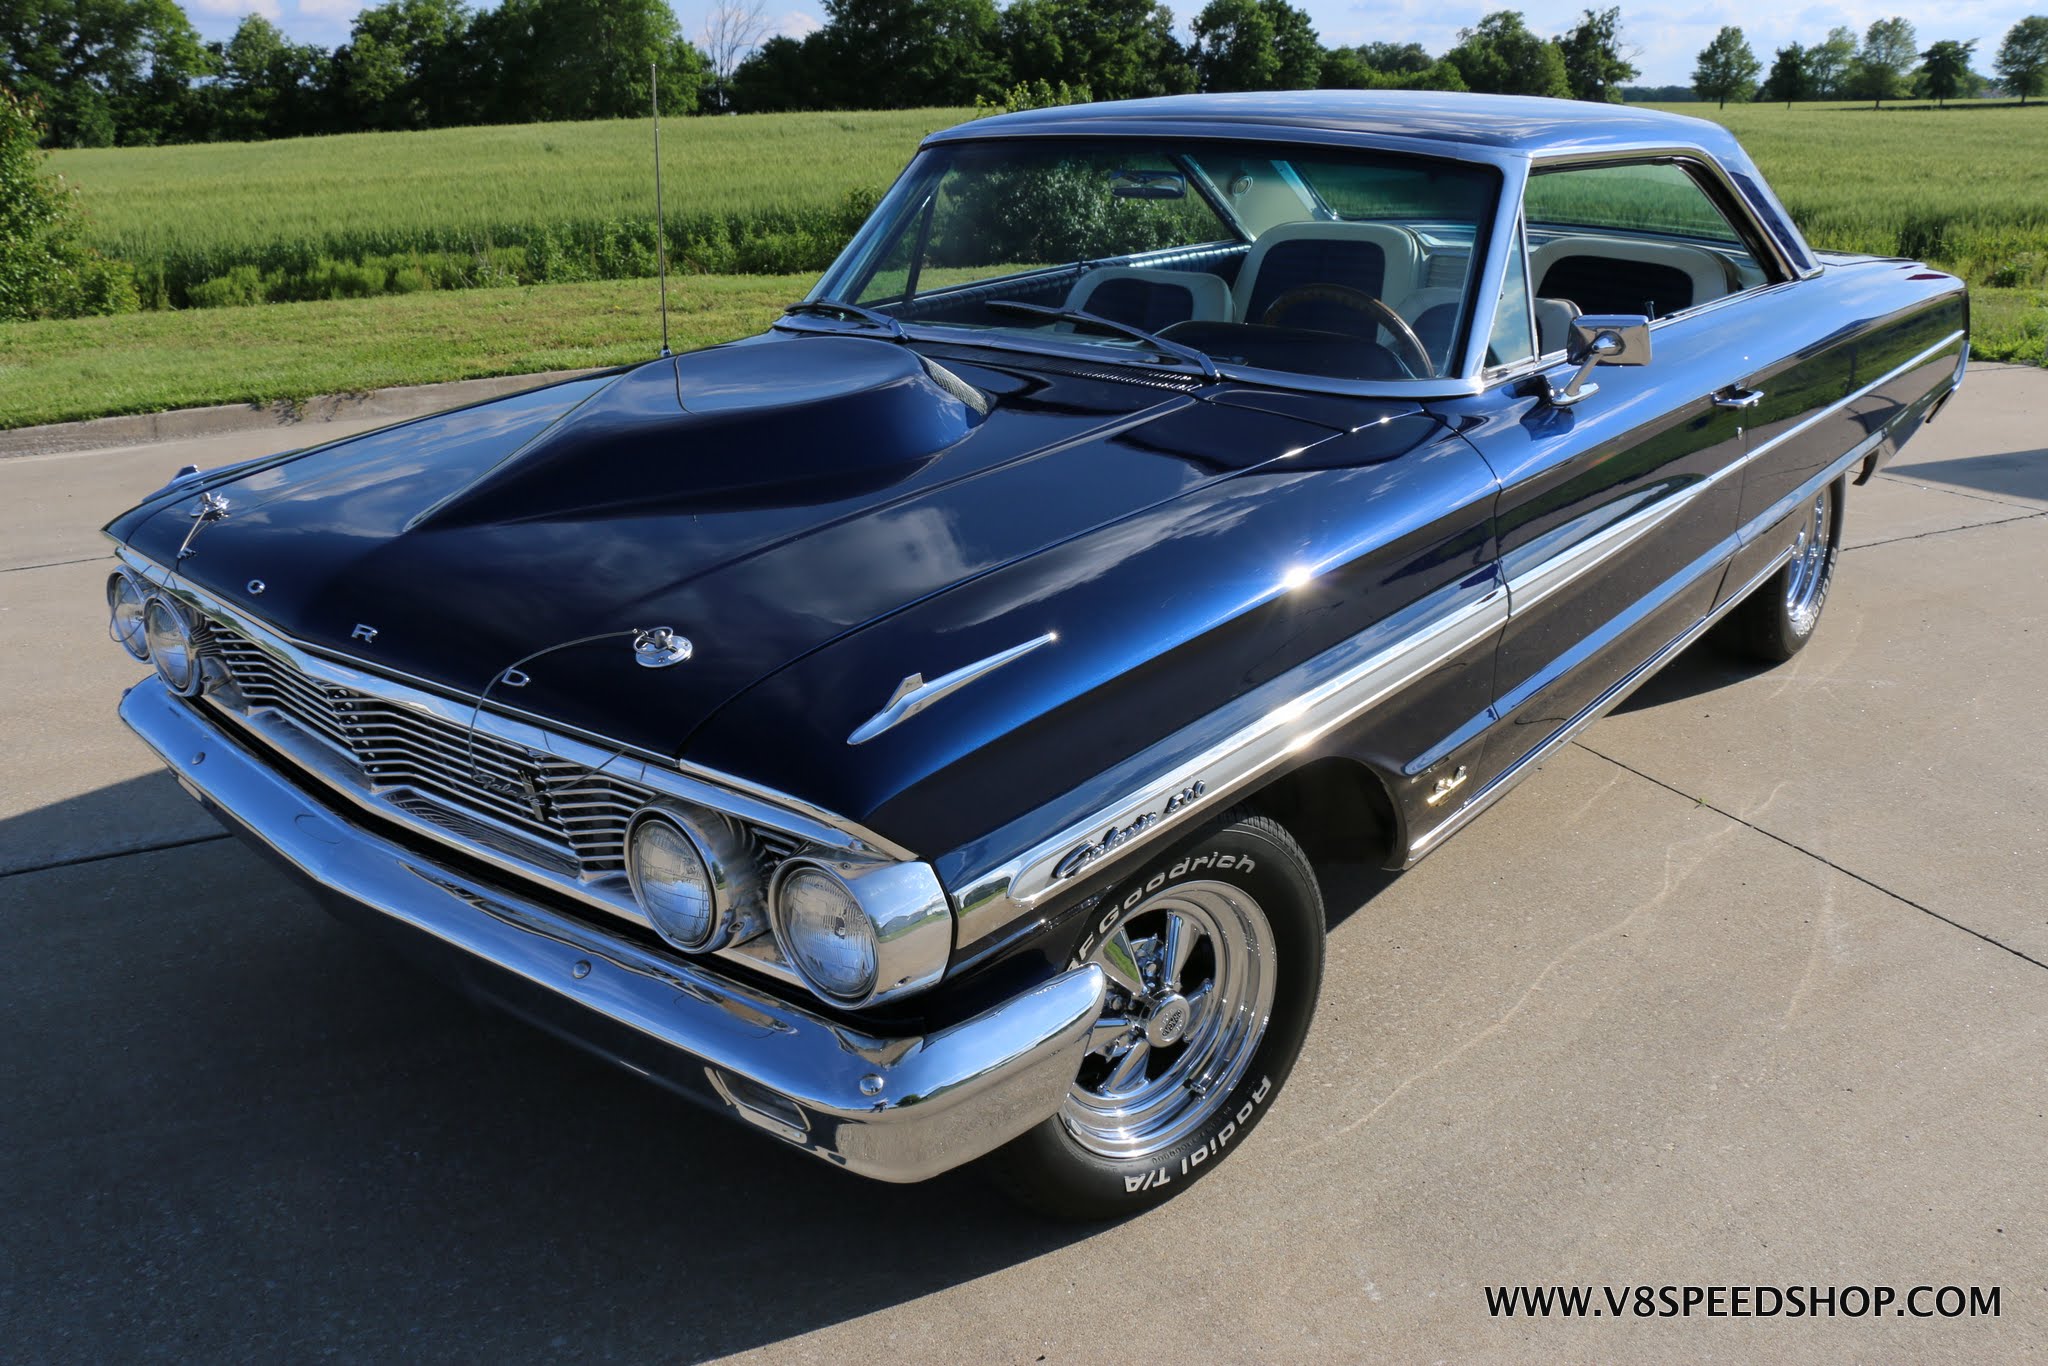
1655 100 2048 290
6 97 2040 427
0 275 804 429
49 109 968 303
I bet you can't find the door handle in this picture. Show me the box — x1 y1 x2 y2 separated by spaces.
1713 386 1765 410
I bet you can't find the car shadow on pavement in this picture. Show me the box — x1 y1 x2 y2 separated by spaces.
1612 634 1765 716
1891 446 2048 503
0 778 1101 1363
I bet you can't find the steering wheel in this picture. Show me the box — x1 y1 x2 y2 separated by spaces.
1258 284 1436 379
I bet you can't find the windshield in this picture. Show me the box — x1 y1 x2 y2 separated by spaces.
811 137 1500 383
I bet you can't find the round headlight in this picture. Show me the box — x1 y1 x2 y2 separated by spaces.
107 571 150 660
772 863 878 1004
628 812 718 950
143 595 201 695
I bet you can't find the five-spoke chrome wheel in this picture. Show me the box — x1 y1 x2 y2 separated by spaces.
1783 484 1835 634
1062 882 1277 1160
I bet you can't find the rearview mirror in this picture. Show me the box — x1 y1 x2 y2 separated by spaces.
1110 169 1186 200
1546 313 1651 408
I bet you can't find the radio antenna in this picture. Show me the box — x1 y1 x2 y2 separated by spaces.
651 60 672 358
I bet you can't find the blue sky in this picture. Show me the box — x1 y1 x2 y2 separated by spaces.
180 0 2037 88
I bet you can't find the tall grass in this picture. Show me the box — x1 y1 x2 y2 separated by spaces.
1652 100 2048 290
49 109 967 305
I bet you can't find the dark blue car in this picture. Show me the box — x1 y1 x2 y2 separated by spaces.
103 92 1968 1217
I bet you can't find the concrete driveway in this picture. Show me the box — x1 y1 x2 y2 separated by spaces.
3 367 2043 1362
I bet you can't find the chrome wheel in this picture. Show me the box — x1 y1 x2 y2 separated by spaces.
1062 881 1277 1160
1783 485 1834 634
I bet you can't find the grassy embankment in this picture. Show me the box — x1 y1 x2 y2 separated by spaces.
3 99 2040 428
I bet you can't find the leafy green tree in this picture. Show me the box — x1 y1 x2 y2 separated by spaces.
1995 15 2048 103
808 0 1007 108
1855 16 1918 107
469 0 708 122
1190 0 1321 92
1317 45 1375 88
1318 46 1466 91
1806 25 1858 98
727 33 827 111
0 0 209 145
201 14 326 140
1556 7 1637 102
1357 41 1434 74
999 0 1192 101
0 85 136 317
1692 25 1760 108
1445 11 1570 98
331 0 477 131
1762 42 1809 106
1917 37 1977 106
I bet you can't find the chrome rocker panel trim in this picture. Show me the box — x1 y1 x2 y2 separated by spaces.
120 677 1108 1184
1410 422 1901 862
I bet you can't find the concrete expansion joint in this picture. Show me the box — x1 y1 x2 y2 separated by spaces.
1570 739 2048 975
1846 508 2047 555
1873 471 2045 515
2 832 233 882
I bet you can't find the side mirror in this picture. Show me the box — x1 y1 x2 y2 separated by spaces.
1546 313 1651 408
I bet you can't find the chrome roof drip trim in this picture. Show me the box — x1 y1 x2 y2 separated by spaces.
114 547 917 863
849 633 1058 745
943 569 1508 949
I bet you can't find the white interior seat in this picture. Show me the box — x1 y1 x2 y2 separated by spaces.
1232 222 1425 325
1063 267 1233 330
1528 236 1731 320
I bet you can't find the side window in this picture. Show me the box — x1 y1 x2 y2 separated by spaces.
1523 161 1766 325
1486 219 1535 369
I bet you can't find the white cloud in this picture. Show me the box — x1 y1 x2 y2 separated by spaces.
772 9 822 39
186 0 282 20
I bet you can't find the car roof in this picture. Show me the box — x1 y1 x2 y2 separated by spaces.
928 90 1741 161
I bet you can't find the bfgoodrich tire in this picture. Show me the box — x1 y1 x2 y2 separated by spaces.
987 810 1324 1220
1720 476 1845 663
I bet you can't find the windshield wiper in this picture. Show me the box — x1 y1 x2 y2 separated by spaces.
984 300 1220 381
779 297 906 339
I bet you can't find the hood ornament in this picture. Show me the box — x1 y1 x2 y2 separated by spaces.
634 626 693 668
176 491 230 559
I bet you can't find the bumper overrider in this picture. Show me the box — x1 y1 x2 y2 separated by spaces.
121 677 1108 1182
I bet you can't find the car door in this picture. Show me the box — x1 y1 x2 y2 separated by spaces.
1419 159 1790 845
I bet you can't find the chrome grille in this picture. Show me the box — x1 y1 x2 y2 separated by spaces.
201 621 796 882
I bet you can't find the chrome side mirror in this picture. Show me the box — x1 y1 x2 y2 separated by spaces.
1546 314 1651 408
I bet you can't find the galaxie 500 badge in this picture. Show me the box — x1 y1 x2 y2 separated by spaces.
1053 780 1207 880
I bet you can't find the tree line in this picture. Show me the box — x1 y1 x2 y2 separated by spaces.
1695 16 2048 109
0 0 1644 146
4 0 2046 148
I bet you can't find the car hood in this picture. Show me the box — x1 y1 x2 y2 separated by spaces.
111 334 1357 763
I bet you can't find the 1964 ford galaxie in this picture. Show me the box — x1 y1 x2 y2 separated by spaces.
103 92 1966 1217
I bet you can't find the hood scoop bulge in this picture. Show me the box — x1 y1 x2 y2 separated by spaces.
416 336 988 527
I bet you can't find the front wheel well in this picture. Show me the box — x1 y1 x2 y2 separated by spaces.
1243 756 1401 875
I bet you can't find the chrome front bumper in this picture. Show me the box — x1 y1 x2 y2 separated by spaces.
120 678 1107 1183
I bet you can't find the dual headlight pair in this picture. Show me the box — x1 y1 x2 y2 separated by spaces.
108 570 205 697
626 806 891 1006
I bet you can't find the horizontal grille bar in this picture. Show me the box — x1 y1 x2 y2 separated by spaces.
200 621 803 888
